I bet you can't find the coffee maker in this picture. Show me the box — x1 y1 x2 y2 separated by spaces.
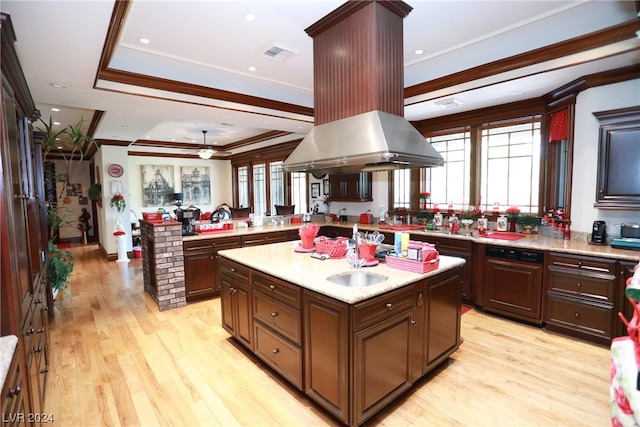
591 220 607 244
176 208 200 235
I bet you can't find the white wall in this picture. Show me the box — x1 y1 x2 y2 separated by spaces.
97 145 232 255
571 79 640 235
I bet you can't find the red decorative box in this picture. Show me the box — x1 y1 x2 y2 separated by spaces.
385 255 440 273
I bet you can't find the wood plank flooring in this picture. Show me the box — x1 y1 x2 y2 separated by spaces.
45 244 611 426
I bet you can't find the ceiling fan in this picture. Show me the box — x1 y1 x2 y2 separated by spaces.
197 130 231 159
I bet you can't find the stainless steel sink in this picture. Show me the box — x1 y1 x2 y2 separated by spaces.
326 271 387 287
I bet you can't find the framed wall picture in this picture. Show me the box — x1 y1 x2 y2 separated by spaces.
66 183 82 196
311 183 320 198
323 179 330 195
78 196 88 205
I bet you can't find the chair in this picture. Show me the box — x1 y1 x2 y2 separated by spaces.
275 205 295 215
230 207 251 218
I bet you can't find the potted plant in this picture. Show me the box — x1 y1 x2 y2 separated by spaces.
505 206 521 232
459 206 480 230
87 183 102 207
517 215 540 233
48 242 74 298
110 193 126 212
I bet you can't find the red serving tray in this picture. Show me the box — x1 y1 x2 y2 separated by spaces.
482 232 526 241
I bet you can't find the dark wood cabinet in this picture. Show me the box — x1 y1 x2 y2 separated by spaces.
1 13 50 420
543 252 619 345
220 259 253 350
413 235 473 302
184 240 216 302
328 173 372 202
594 106 640 209
483 255 544 324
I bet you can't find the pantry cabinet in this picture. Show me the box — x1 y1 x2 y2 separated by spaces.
328 173 373 202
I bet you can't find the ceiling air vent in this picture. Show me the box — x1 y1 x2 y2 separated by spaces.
259 42 299 63
434 97 464 109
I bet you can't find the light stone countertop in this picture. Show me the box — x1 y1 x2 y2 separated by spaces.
186 221 640 262
219 240 465 304
0 335 18 390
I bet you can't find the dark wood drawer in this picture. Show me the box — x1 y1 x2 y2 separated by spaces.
252 271 302 308
219 259 250 283
212 236 242 250
412 234 472 255
184 240 213 251
241 231 288 247
254 322 303 390
545 293 614 340
545 269 615 302
254 290 302 345
547 252 618 275
352 287 413 331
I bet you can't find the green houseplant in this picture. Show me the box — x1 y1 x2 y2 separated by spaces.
87 183 102 206
38 117 97 296
517 215 540 233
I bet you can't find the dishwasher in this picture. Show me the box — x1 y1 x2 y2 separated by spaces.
483 245 545 324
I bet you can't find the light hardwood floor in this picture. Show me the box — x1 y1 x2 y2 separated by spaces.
45 244 611 426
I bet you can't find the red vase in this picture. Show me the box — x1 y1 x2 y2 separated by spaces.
509 218 517 232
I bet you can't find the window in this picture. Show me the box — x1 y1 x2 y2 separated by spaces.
252 164 266 214
421 130 471 212
393 169 411 209
237 166 249 208
480 118 541 214
391 115 543 216
291 172 307 214
270 161 284 213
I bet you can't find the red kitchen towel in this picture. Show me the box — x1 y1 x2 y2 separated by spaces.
483 232 527 241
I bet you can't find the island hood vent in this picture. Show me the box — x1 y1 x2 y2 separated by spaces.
283 110 444 174
282 1 444 174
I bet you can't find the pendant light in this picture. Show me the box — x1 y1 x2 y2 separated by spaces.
198 130 214 159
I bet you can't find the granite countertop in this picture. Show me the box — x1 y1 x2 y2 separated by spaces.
0 335 18 390
185 221 640 262
219 240 465 304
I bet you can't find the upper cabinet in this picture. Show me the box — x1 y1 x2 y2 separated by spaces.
328 173 372 202
594 107 640 209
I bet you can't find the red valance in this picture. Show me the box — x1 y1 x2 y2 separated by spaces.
549 109 569 142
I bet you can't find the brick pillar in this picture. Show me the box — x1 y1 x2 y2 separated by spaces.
140 219 186 311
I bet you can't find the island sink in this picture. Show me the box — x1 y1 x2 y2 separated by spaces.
326 271 387 287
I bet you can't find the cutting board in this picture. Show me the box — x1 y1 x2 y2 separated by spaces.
482 232 527 241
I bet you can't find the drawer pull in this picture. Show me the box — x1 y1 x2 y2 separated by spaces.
410 320 417 325
34 297 43 304
269 285 276 291
386 303 393 311
230 267 237 273
40 367 49 374
271 348 279 354
25 327 35 335
576 283 581 289
8 386 21 396
270 312 278 317
33 346 42 353
575 312 580 318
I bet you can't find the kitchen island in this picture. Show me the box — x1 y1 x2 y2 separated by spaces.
218 241 465 426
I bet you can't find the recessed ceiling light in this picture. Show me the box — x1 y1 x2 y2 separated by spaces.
245 14 255 21
50 107 60 112
53 121 60 126
51 83 66 89
138 38 150 44
414 49 424 55
56 145 63 149
145 136 150 139
510 91 524 96
121 125 131 129
248 66 256 72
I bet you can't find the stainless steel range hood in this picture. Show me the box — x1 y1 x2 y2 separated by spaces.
283 110 444 174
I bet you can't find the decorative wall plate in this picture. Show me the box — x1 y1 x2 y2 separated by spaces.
107 163 124 178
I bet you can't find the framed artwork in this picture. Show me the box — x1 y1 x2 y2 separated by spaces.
56 173 68 182
141 165 175 207
66 183 82 196
311 183 320 198
78 196 88 205
181 166 211 205
323 179 330 195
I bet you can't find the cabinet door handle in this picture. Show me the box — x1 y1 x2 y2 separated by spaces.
230 267 236 272
386 303 393 310
574 312 580 318
25 327 35 335
576 282 582 289
410 320 417 325
40 367 49 374
270 312 278 317
8 386 21 396
271 348 279 354
33 346 42 353
269 285 276 291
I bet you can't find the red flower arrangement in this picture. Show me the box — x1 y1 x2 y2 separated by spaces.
419 192 430 199
110 193 126 212
505 206 521 219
